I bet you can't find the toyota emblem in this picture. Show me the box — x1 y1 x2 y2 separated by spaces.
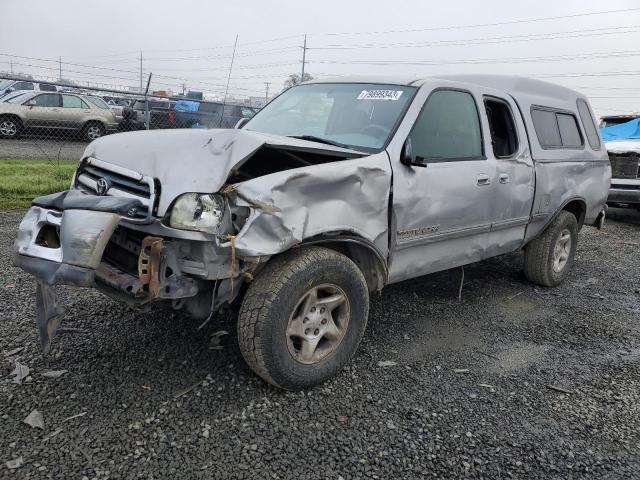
96 177 110 196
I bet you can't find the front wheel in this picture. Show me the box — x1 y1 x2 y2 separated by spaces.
524 210 578 287
0 116 22 139
83 122 105 142
238 247 369 390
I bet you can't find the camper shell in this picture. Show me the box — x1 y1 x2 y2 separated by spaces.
13 75 610 389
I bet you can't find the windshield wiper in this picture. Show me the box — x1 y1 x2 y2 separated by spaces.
288 135 353 150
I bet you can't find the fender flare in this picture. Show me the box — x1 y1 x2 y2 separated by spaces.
298 233 388 291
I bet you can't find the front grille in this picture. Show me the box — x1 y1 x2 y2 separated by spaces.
611 183 640 190
609 152 640 180
74 157 158 222
102 226 146 275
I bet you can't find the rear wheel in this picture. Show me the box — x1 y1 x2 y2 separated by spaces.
524 210 578 287
0 116 22 139
238 247 369 390
83 122 105 142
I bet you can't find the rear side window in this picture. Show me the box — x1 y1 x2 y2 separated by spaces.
62 95 83 108
557 113 582 148
409 89 483 162
576 99 601 150
484 97 518 158
531 107 583 149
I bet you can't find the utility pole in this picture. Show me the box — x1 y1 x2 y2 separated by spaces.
59 56 62 80
139 51 143 92
223 34 239 107
9 61 13 74
300 34 307 83
264 81 270 102
182 83 186 96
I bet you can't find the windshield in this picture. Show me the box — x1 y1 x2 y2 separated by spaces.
86 96 110 109
0 80 13 90
244 83 417 152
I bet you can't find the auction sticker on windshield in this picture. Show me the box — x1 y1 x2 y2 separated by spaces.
357 90 403 101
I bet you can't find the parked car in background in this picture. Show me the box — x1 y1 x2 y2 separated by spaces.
13 75 609 389
0 79 59 99
103 96 136 123
119 98 175 130
600 114 640 128
0 91 117 141
171 100 257 129
601 117 640 210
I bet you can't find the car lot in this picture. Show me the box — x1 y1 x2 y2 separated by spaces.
1 209 639 478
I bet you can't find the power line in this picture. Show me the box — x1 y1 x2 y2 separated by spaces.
308 26 640 50
309 49 640 67
311 7 640 37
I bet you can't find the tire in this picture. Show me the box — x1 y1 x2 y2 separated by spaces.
238 246 369 390
0 116 22 139
83 122 105 142
524 210 578 287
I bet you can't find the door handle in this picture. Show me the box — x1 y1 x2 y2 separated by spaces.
499 173 510 184
476 174 491 186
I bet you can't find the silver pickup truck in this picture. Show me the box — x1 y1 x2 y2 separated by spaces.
13 75 610 390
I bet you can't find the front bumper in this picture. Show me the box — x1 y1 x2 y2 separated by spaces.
13 191 142 352
608 180 640 205
13 189 244 353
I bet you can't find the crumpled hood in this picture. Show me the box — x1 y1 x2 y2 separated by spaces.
83 128 361 215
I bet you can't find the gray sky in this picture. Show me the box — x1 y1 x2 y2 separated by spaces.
1 0 639 117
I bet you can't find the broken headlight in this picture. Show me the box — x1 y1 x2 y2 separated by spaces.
169 193 225 234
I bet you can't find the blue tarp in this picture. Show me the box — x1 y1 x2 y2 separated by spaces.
174 100 200 112
600 118 640 141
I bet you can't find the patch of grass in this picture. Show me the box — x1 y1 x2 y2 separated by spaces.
0 159 77 209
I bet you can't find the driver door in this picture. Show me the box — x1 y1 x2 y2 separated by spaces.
388 85 498 283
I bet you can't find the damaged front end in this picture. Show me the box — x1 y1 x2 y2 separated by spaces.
13 187 241 354
14 189 142 352
14 127 390 354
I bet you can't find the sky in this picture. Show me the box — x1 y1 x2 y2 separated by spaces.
1 0 640 117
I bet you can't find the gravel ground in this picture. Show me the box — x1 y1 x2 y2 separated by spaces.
0 138 85 161
1 209 639 479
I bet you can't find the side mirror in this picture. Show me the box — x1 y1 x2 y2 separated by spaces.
400 137 427 168
6 87 15 93
235 117 249 129
25 99 36 106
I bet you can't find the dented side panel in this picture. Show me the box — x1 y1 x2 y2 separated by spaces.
231 152 392 258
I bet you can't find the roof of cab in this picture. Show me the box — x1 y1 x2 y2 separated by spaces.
308 74 583 100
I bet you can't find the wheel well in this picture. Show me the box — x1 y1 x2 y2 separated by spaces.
298 238 387 292
0 114 23 127
562 200 586 230
83 120 104 129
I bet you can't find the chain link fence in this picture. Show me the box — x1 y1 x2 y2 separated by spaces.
0 77 261 161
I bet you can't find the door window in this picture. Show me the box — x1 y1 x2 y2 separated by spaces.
409 89 483 162
62 95 83 108
30 94 61 107
484 97 518 158
13 81 34 91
